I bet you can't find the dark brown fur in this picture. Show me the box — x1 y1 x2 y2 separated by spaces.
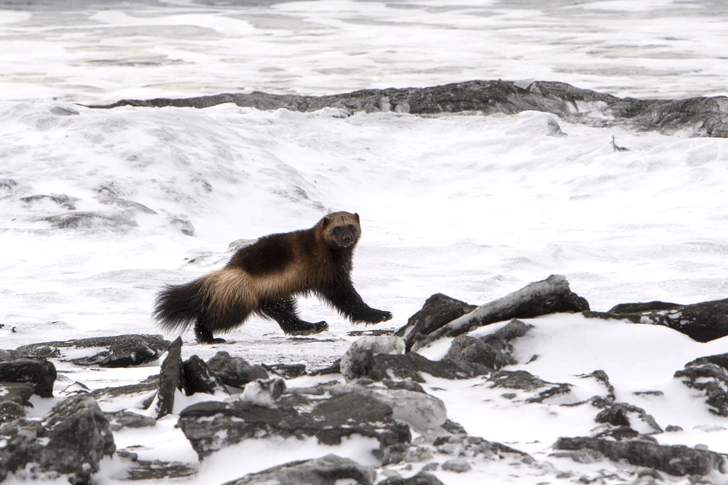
154 212 392 343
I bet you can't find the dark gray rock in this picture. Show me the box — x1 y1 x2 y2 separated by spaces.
488 370 572 403
395 293 476 351
178 392 410 460
0 400 26 423
608 301 682 314
0 381 34 423
17 334 169 367
587 298 728 342
361 352 490 383
412 275 588 351
446 319 532 371
0 394 115 484
90 80 728 138
594 402 662 434
553 437 728 476
0 356 56 398
207 351 269 388
222 454 375 485
380 471 444 485
675 355 728 416
0 178 18 191
183 355 228 396
156 337 183 418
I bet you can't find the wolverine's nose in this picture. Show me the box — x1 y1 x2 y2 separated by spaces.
342 234 352 245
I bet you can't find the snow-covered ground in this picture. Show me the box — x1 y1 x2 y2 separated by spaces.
2 0 728 483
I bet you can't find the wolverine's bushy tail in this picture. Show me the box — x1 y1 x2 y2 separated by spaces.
153 278 207 331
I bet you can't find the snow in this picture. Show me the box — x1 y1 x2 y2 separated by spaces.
1 0 728 483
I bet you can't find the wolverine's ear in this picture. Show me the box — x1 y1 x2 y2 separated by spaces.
322 216 331 227
354 213 360 223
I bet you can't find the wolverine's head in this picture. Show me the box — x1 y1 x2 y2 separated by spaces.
320 211 361 249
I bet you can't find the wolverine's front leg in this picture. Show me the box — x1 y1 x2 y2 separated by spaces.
259 298 329 335
320 282 392 324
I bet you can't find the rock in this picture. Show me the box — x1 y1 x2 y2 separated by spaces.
0 355 57 398
412 275 588 351
675 355 728 416
441 458 472 473
106 410 157 432
17 334 169 367
553 437 728 476
395 293 476 351
20 193 78 210
182 355 228 396
335 385 447 433
594 402 662 434
221 454 376 485
359 351 489 383
91 375 159 411
589 299 728 342
238 377 286 406
42 211 137 230
207 351 269 388
90 80 728 138
445 319 532 371
0 400 26 423
178 392 410 460
488 370 572 403
0 394 115 484
608 301 682 314
156 337 183 419
380 471 445 485
262 363 307 379
116 449 197 480
340 336 405 381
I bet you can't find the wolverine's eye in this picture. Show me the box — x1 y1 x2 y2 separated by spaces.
332 227 341 235
347 225 354 231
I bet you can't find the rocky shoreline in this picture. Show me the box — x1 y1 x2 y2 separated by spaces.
88 80 728 138
2 275 728 483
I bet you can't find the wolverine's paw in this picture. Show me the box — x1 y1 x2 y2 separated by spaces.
285 321 329 336
360 309 392 324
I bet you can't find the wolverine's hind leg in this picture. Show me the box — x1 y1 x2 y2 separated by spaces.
194 315 228 344
259 299 329 336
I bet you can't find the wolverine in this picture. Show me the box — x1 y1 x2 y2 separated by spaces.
154 211 392 343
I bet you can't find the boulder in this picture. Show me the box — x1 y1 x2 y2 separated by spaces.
182 355 228 396
221 454 375 485
588 298 728 342
340 336 405 381
412 275 588 351
354 351 490 383
17 334 169 367
553 437 727 476
178 392 410 459
445 319 532 371
0 354 57 398
0 394 115 484
207 351 269 388
395 293 476 351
